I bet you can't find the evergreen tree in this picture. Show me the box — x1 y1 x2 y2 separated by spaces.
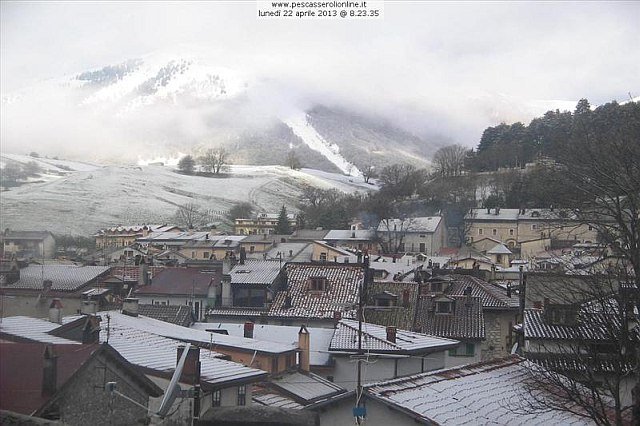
275 205 292 234
177 155 195 175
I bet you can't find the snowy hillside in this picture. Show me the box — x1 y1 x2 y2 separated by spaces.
0 154 376 236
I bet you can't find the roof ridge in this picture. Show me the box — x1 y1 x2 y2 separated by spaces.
341 320 401 349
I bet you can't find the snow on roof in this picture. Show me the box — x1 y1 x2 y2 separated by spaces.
134 267 219 296
330 319 458 353
487 243 513 255
3 230 53 240
415 296 485 340
252 392 304 410
268 263 364 319
377 217 442 233
3 265 110 291
447 275 520 310
468 208 521 221
98 310 295 355
195 322 335 366
323 229 376 241
229 260 282 285
366 356 592 425
0 316 80 345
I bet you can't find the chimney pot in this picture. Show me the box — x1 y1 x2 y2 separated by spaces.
81 300 97 316
298 325 310 372
49 298 63 324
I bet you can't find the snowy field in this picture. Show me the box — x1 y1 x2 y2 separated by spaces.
0 153 377 236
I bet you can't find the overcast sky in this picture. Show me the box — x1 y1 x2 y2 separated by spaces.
1 1 639 155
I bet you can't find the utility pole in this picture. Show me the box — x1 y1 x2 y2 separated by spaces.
354 252 369 424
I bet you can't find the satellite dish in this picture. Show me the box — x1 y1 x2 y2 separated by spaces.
157 343 191 418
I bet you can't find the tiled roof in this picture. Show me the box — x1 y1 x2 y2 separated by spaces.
268 263 364 319
229 260 282 285
268 371 346 404
415 295 485 340
138 304 194 327
134 267 219 296
377 217 442 233
446 274 520 310
330 319 458 353
109 266 165 282
362 281 419 330
2 265 110 291
366 356 591 425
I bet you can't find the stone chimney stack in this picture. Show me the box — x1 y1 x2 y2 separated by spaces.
42 345 58 397
298 325 310 372
122 298 139 317
49 299 63 324
81 300 97 316
386 326 397 343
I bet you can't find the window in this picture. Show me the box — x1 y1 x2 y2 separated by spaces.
237 385 246 406
436 301 453 314
492 229 497 236
588 225 594 231
191 251 196 258
509 229 514 236
478 228 483 235
319 252 327 262
212 390 221 407
308 277 328 292
531 224 539 230
250 245 255 253
203 252 210 259
465 343 475 356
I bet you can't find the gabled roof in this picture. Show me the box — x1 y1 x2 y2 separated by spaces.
415 295 485 340
0 342 162 416
134 267 219 296
363 281 420 331
1 265 110 291
330 319 458 354
138 304 194 327
268 263 364 319
365 356 591 425
377 217 442 233
487 243 512 255
446 274 520 310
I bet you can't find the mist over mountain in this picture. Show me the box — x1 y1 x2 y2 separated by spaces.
1 54 452 171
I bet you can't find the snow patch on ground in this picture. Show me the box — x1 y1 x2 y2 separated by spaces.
284 112 362 177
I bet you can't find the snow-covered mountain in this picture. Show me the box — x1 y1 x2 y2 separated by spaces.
1 54 441 172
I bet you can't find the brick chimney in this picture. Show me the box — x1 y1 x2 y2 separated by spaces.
49 299 63 324
177 345 201 385
298 325 310 372
386 326 397 343
122 298 139 317
42 345 58 396
82 315 101 344
244 321 254 339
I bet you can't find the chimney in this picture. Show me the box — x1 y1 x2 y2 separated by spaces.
239 247 246 265
43 280 53 292
518 267 526 321
357 252 363 264
386 326 397 343
506 283 512 298
487 207 491 214
177 346 201 386
490 264 496 281
351 231 356 238
533 300 543 309
284 293 292 309
49 299 63 324
298 325 310 372
244 321 254 339
82 315 101 344
122 298 139 317
42 345 58 397
81 300 97 315
332 310 342 322
139 260 149 286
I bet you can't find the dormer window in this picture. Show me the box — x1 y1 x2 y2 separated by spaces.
436 300 453 314
308 276 328 292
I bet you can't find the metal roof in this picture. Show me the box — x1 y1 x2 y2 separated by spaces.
3 265 110 291
377 217 442 233
269 371 346 404
252 392 304 409
330 319 458 353
0 316 80 344
366 356 592 425
229 260 282 285
323 229 376 241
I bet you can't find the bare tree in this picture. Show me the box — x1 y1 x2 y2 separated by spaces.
361 163 377 184
199 148 230 174
432 144 468 177
285 150 302 170
174 202 204 229
376 217 416 254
